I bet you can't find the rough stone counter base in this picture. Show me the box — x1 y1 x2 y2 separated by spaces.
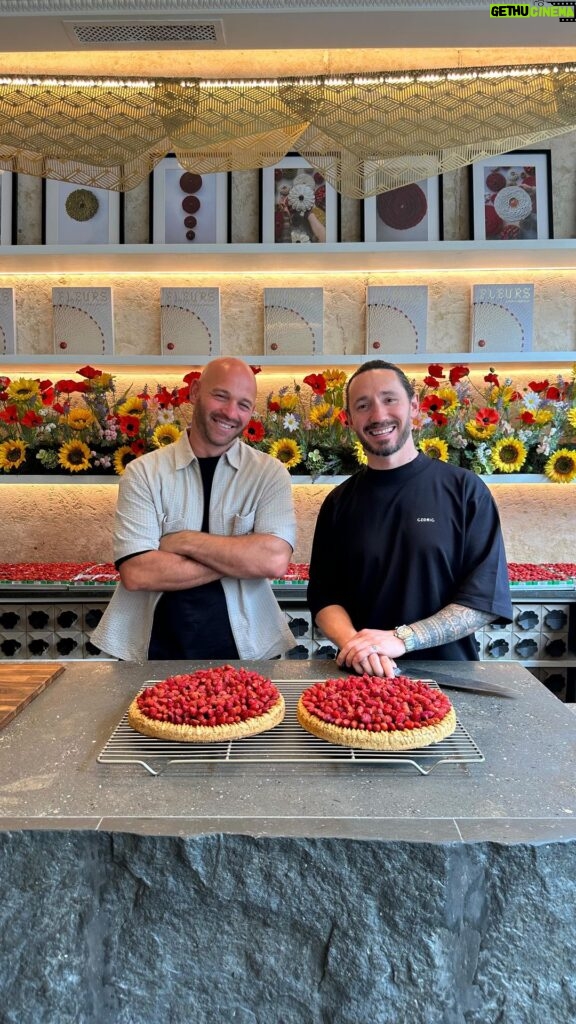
2 831 575 1024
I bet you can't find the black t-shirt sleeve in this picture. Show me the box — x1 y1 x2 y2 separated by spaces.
450 480 513 622
114 550 153 571
307 493 348 621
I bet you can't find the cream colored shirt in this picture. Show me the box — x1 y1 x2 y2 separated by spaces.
92 431 297 662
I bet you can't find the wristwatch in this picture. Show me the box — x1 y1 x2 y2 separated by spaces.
393 624 417 653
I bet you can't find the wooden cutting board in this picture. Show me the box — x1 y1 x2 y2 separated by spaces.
0 663 65 729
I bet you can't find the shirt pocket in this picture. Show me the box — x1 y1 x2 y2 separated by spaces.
232 510 256 536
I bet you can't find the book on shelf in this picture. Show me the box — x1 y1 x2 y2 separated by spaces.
160 287 221 355
52 287 114 356
366 285 428 355
471 283 534 353
0 288 15 354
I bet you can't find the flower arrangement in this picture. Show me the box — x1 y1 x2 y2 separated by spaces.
1 362 575 482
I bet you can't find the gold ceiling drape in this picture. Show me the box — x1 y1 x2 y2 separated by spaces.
0 62 575 196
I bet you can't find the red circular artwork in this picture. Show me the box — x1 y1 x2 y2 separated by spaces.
182 195 201 214
179 172 203 193
376 184 427 230
184 215 197 228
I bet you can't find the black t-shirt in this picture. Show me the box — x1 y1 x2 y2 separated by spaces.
147 455 239 660
307 454 513 661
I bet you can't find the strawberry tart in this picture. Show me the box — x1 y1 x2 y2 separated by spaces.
297 674 456 750
128 664 285 742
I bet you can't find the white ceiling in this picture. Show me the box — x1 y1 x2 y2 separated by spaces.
0 0 573 52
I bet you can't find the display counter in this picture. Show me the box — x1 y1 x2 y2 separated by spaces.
1 658 575 1023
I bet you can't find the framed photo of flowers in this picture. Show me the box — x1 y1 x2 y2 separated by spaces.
363 177 443 242
150 155 230 243
0 170 15 245
470 151 552 241
43 180 123 244
260 154 339 244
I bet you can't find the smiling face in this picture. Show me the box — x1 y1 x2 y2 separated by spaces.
347 368 419 468
188 358 256 457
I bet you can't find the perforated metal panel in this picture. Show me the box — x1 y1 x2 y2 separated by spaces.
65 21 223 45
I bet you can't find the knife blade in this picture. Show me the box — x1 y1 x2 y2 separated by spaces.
405 670 516 698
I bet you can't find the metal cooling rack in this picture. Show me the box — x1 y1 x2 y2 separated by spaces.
97 678 484 776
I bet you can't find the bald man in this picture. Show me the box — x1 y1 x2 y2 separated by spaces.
92 358 296 662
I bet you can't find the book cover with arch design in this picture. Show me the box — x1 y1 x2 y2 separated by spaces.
366 285 428 355
0 288 15 355
264 288 323 356
471 283 534 353
160 287 221 355
52 288 114 356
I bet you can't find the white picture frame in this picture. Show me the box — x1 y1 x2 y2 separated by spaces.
261 154 339 244
363 177 443 242
151 156 229 244
43 180 122 244
0 170 14 246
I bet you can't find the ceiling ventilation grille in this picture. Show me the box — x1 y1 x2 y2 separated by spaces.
66 21 224 46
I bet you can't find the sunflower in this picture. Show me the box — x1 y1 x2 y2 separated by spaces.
533 409 553 426
419 438 449 462
7 378 40 404
151 424 182 448
436 387 459 414
491 438 528 473
67 408 95 430
353 440 368 466
113 445 137 475
465 420 497 441
566 407 576 429
91 372 114 389
57 440 92 473
117 397 144 417
323 368 347 390
309 402 338 427
0 439 27 471
268 437 303 469
544 448 576 483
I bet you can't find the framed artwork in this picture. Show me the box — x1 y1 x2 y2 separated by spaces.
0 170 15 246
260 154 339 244
363 178 443 242
43 180 122 244
470 151 552 241
150 156 229 243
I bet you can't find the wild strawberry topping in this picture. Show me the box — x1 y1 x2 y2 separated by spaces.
136 665 280 727
301 674 452 732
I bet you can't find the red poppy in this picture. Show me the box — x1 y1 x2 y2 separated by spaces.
153 388 174 409
41 387 55 405
20 410 43 428
0 376 10 389
173 386 190 406
130 439 147 455
476 407 500 426
449 365 469 385
76 365 101 379
0 405 19 423
427 364 445 379
546 386 561 401
520 411 535 425
430 411 448 427
303 373 327 396
268 400 281 413
423 375 440 388
183 371 201 385
55 379 89 394
528 380 549 393
484 373 500 386
337 409 349 426
250 365 262 375
421 394 444 414
38 379 54 393
118 415 141 438
242 419 265 443
52 403 65 415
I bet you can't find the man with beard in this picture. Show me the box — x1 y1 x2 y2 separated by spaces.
307 359 512 678
92 357 296 661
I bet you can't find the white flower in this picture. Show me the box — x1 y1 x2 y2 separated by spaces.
522 393 541 412
291 228 311 243
156 408 175 424
287 182 315 214
283 413 299 432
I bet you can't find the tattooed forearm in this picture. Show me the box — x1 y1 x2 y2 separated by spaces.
408 604 495 651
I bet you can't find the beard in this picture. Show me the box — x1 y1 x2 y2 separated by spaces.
357 416 413 459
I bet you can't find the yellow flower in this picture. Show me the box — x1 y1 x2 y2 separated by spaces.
353 440 368 466
0 439 27 471
437 387 459 413
113 445 137 475
152 424 182 448
309 402 338 427
67 408 95 430
117 397 144 417
533 409 553 426
7 378 40 404
491 438 527 473
490 384 517 406
323 368 347 389
57 440 92 472
268 437 303 469
91 373 114 389
544 448 576 483
566 407 576 429
465 420 497 441
419 438 449 462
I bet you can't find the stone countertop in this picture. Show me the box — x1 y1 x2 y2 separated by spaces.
0 658 575 843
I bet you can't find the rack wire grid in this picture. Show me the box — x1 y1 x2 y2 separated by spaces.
98 677 484 776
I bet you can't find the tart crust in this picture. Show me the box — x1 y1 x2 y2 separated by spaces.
128 694 285 743
297 675 457 751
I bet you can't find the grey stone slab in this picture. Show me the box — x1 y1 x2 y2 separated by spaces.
99 815 463 841
0 816 101 831
457 817 576 844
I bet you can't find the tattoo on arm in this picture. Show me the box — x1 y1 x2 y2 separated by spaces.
408 604 495 651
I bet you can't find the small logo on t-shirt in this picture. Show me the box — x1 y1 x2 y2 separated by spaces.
416 516 436 522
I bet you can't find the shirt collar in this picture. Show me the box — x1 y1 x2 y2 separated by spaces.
175 430 242 470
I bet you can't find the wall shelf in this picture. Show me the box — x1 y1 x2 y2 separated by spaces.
2 240 576 274
0 473 570 486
